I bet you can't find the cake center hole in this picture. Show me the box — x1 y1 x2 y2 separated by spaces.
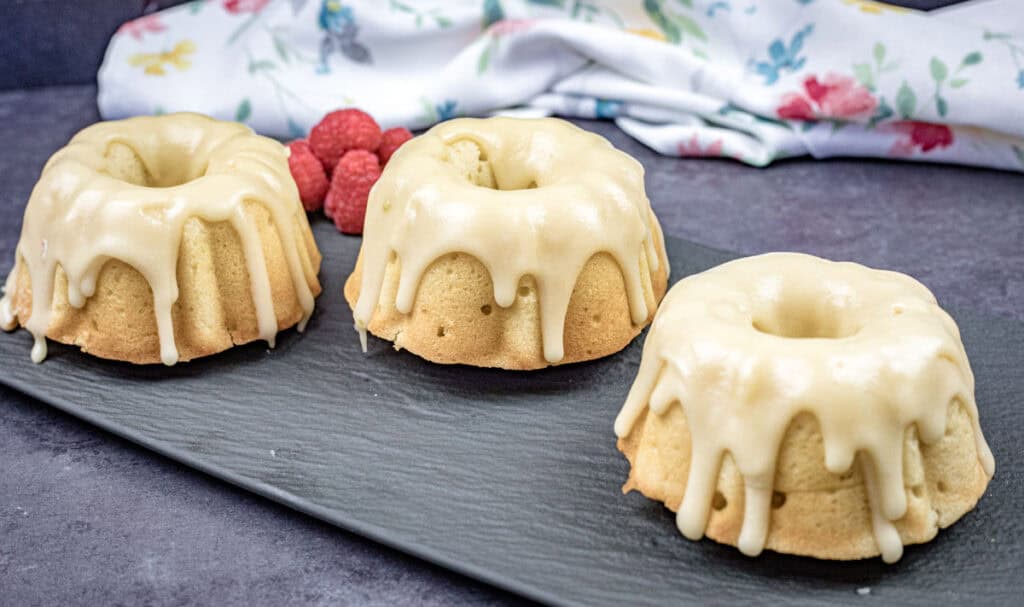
751 294 859 339
445 139 540 191
104 141 207 188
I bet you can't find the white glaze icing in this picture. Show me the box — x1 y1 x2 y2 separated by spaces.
614 252 995 563
353 117 665 363
0 113 317 365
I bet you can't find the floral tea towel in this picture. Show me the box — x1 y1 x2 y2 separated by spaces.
99 0 1024 171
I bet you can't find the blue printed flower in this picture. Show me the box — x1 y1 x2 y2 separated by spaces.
436 100 458 121
706 2 729 17
595 99 622 119
1017 69 1024 89
317 0 371 73
751 24 814 85
287 118 307 139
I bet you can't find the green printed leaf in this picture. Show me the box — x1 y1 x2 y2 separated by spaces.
235 98 252 123
674 0 694 6
390 1 413 13
936 96 948 117
961 51 983 67
867 97 894 129
247 60 276 73
873 42 886 65
579 5 598 21
983 30 1012 41
1013 145 1024 167
853 63 875 89
644 0 681 44
434 15 453 28
949 78 969 89
419 97 437 122
477 40 494 74
273 37 289 63
674 14 707 42
526 0 565 6
896 81 916 119
930 57 948 82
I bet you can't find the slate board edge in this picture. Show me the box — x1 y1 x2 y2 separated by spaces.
0 233 1011 607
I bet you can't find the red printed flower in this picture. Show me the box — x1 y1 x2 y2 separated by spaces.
118 14 166 40
777 95 816 121
223 0 270 14
776 73 878 121
887 121 954 155
677 135 724 158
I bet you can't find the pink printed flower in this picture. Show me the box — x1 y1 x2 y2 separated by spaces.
776 73 878 121
887 121 954 155
223 0 270 14
677 135 725 158
118 14 166 40
489 19 535 37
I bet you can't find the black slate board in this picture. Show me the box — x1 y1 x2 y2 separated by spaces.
1 224 1021 606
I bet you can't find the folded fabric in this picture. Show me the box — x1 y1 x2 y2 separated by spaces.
98 0 1024 171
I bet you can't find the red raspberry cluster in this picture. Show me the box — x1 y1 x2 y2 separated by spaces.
286 108 413 234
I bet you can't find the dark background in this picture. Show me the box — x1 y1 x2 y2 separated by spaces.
1 1 1018 606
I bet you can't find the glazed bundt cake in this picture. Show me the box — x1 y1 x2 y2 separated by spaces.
615 252 994 562
0 113 322 365
344 117 669 370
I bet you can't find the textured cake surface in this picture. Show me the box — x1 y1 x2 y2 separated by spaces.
615 252 994 562
345 117 668 370
0 113 322 365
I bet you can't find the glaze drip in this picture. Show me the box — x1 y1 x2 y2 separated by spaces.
0 113 317 365
353 117 665 363
614 253 995 563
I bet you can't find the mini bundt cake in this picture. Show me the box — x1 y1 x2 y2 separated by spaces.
344 117 669 370
0 113 322 365
615 252 994 563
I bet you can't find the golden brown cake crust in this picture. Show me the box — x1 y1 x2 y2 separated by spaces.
618 401 991 560
7 206 321 365
344 211 668 370
613 252 994 561
348 117 669 370
1 113 323 365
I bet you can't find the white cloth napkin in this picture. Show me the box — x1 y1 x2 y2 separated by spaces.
99 0 1024 170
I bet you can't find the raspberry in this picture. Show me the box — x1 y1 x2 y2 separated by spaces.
377 127 413 166
325 150 381 234
308 109 382 173
286 140 329 212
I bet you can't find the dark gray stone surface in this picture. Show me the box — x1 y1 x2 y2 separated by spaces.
2 227 1021 607
1 84 1021 605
